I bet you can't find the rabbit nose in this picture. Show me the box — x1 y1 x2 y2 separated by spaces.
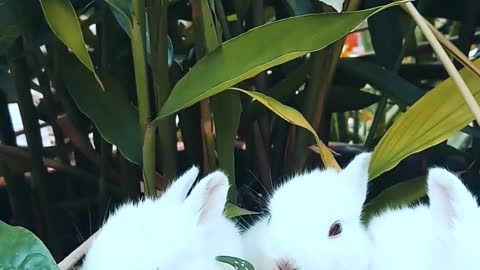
276 258 297 270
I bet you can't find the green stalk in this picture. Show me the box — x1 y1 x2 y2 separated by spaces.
143 124 156 195
131 0 156 196
147 0 177 183
7 38 61 258
190 0 219 174
0 89 34 230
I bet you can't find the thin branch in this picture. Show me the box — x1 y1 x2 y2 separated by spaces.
402 2 480 125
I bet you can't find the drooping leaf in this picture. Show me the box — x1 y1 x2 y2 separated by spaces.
246 63 308 121
39 0 104 89
369 59 480 179
216 256 255 270
156 1 409 118
60 51 142 164
230 88 340 170
0 220 58 270
362 176 426 223
224 203 260 218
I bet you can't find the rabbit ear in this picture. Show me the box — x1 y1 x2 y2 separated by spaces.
184 171 229 225
342 152 371 206
162 166 200 203
428 168 478 227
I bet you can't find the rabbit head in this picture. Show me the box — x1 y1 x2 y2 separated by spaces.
243 153 372 270
80 167 243 270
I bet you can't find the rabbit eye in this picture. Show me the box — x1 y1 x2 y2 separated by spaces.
328 220 342 238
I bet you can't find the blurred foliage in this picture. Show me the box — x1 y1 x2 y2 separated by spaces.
0 0 480 265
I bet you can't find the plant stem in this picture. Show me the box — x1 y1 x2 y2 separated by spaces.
190 0 219 174
131 0 156 196
402 2 480 125
0 89 34 230
147 0 177 183
7 38 61 258
143 123 156 195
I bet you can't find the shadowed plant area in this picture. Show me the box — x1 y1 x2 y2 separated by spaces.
1 0 480 268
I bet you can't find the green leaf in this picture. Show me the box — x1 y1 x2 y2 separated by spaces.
157 1 408 118
337 58 423 105
60 51 142 164
365 0 402 69
326 86 382 112
362 176 426 223
39 0 104 90
216 256 255 270
230 88 340 170
0 220 58 270
224 203 260 218
211 91 242 202
369 59 480 179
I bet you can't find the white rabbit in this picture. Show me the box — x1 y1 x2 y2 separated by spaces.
80 166 244 270
242 153 372 270
368 167 480 270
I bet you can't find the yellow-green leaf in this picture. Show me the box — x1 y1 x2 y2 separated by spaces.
39 0 104 90
224 203 260 218
155 1 408 119
369 59 480 179
231 88 340 170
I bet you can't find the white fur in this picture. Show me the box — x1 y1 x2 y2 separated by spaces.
80 166 244 270
242 153 372 270
368 167 480 270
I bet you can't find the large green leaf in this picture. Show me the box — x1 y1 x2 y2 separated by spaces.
156 1 408 118
369 59 480 179
39 0 104 89
0 220 58 270
362 176 426 223
60 52 142 164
